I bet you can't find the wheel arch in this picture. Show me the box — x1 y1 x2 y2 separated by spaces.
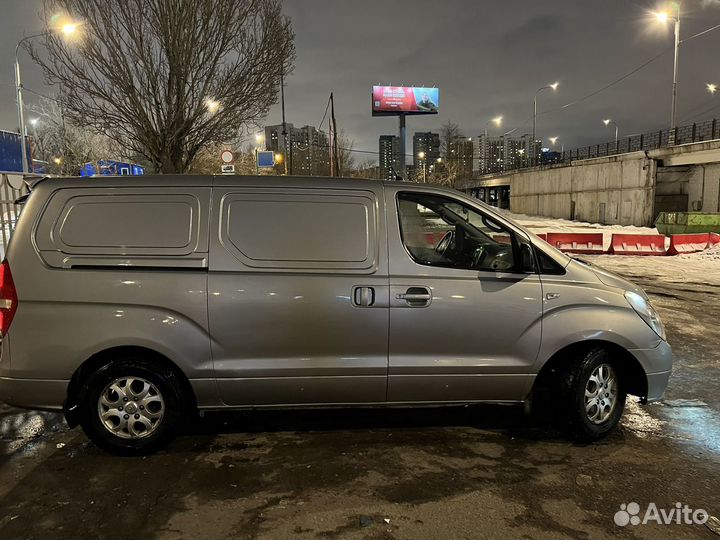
531 340 648 402
64 345 197 428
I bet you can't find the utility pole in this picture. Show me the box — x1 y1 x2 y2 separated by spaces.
330 93 340 176
398 114 406 180
670 3 681 143
280 67 288 175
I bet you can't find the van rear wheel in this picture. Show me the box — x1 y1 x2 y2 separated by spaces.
561 348 627 441
79 359 183 455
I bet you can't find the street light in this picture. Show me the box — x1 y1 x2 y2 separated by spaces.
603 118 619 149
417 151 427 182
654 4 680 141
484 115 503 137
204 98 221 114
254 133 265 174
707 83 717 95
15 20 81 174
533 82 559 165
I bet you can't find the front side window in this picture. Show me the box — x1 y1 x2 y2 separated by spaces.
397 192 517 272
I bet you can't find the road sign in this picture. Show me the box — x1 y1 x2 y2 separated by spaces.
257 150 275 168
220 150 234 164
221 164 235 175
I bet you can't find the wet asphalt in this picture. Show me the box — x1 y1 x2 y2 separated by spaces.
0 259 719 540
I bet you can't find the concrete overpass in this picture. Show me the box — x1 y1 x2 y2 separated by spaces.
457 139 720 227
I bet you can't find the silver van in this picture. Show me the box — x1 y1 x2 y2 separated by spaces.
0 176 671 455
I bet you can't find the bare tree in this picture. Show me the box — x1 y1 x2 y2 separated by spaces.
28 96 122 175
30 0 295 173
436 121 463 187
336 130 356 176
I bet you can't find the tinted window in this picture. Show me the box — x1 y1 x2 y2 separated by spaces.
397 192 515 272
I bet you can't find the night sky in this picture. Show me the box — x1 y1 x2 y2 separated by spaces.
2 0 720 164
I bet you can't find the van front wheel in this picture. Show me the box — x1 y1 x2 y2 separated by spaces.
562 349 627 441
79 359 183 455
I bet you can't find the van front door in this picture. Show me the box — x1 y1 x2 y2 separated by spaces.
208 183 389 406
386 189 543 403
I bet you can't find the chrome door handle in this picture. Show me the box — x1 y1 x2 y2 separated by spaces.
396 293 431 301
396 287 432 306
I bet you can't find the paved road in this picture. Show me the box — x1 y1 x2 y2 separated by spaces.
1 258 718 539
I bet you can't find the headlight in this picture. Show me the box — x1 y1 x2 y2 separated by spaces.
624 291 666 341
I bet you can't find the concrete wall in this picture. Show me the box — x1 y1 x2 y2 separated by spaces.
509 152 657 226
655 166 690 215
687 164 720 212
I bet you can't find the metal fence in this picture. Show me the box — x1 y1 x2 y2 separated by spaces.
0 173 28 259
564 118 720 162
475 117 720 177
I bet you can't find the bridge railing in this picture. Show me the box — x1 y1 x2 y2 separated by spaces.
475 117 720 177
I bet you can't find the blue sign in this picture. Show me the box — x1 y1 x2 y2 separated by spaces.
0 130 32 173
257 150 275 168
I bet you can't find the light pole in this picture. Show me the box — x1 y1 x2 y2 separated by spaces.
254 133 265 174
532 82 558 166
655 5 680 141
603 119 619 150
483 116 503 173
417 151 426 182
15 22 79 175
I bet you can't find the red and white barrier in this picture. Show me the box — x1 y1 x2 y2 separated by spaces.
708 232 720 247
668 233 710 255
608 234 667 256
545 232 605 254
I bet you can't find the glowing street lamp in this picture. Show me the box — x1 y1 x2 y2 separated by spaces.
61 23 79 36
532 82 559 165
484 115 504 137
15 17 82 174
653 4 681 140
417 151 427 182
603 118 619 149
707 83 717 95
204 98 221 114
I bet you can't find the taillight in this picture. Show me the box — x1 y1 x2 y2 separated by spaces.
0 260 18 337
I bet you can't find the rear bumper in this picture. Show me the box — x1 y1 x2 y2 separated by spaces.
0 377 67 412
629 340 673 403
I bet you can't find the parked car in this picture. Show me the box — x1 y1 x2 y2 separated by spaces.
0 176 671 455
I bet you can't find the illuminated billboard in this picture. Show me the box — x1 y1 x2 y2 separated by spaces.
372 86 439 116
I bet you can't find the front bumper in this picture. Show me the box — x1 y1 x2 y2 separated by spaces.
0 377 67 412
629 339 673 403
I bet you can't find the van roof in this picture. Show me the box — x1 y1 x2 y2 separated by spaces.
36 174 449 191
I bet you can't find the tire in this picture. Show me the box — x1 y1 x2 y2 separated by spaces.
558 348 627 441
78 357 184 456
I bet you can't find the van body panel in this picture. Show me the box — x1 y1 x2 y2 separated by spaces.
3 176 215 400
34 186 210 268
384 185 543 402
207 183 390 406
